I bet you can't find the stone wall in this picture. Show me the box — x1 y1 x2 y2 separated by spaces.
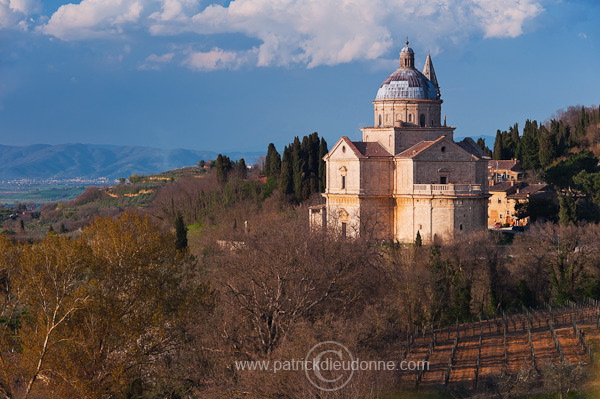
395 196 488 243
372 99 442 128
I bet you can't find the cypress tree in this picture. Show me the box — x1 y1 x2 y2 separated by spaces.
215 154 226 184
215 154 233 184
318 137 328 192
263 145 272 176
493 130 503 160
503 123 520 159
300 135 312 199
273 132 328 202
559 121 572 150
518 120 540 170
415 230 422 247
476 138 492 157
292 137 305 202
549 120 566 157
305 133 320 195
559 192 578 226
264 143 281 178
174 212 188 250
575 106 588 139
237 158 247 179
271 148 281 178
279 146 294 198
538 125 557 168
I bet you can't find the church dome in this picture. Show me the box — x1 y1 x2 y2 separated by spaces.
400 44 414 54
376 41 438 100
376 69 438 100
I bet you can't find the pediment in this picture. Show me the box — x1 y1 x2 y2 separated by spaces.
324 137 363 161
402 137 478 162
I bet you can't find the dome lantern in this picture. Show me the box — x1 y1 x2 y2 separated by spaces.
399 40 415 68
376 43 438 101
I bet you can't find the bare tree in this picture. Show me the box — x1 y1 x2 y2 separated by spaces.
511 223 600 303
211 214 380 357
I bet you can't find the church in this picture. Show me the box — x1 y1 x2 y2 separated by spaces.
309 42 490 243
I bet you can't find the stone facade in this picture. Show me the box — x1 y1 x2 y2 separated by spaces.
487 182 555 227
310 43 490 243
488 159 524 184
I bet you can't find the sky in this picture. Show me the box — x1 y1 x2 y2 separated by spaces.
0 0 599 153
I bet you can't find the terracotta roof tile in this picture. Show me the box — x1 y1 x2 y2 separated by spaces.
508 184 552 199
395 137 446 158
488 159 522 171
338 137 366 159
351 141 391 157
489 181 522 193
395 141 434 158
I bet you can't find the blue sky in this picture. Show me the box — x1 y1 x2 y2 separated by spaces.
0 0 598 153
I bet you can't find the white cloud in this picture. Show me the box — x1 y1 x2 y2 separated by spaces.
41 0 146 40
0 0 40 29
188 0 393 68
148 0 203 35
138 51 178 70
147 52 175 63
183 47 251 71
9 0 39 14
150 0 199 22
185 0 544 67
471 0 543 38
37 0 546 68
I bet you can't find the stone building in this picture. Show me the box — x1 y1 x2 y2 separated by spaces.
310 42 490 243
488 159 524 184
488 181 554 227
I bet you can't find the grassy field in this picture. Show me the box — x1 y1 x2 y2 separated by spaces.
0 186 87 206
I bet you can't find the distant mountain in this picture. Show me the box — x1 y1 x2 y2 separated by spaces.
0 143 262 180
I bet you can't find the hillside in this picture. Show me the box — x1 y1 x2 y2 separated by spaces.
0 143 261 179
395 303 598 395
